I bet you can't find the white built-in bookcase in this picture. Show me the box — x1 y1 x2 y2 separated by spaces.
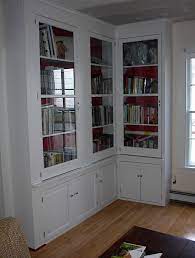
5 0 171 249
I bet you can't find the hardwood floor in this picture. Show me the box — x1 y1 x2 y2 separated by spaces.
30 200 195 258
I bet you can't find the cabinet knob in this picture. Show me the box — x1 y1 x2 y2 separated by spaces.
70 194 74 198
99 179 103 183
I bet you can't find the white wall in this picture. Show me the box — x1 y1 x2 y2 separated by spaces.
172 20 195 193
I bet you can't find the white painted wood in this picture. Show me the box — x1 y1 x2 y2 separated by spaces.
43 184 69 241
140 164 162 204
99 162 117 207
119 162 140 201
69 173 97 222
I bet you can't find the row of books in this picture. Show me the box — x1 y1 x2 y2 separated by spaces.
93 134 113 153
124 134 158 149
91 75 112 94
41 68 59 95
124 104 158 125
40 24 57 58
44 147 76 168
42 107 75 135
124 77 158 94
92 105 113 127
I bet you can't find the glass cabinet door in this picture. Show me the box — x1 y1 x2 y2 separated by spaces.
123 39 159 150
39 23 77 168
90 37 114 153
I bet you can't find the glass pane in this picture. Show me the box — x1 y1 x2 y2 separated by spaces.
124 96 158 149
189 113 195 139
91 66 112 94
123 66 158 94
123 39 158 66
189 86 195 111
40 59 75 96
91 37 112 66
40 23 77 168
39 24 74 60
41 98 76 136
93 126 113 153
191 58 195 85
43 133 77 168
91 37 113 153
189 139 195 165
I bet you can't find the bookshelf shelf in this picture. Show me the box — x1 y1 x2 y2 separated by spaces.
123 64 158 69
40 56 74 63
43 130 76 138
125 131 158 136
41 95 76 98
92 94 113 97
92 123 113 129
91 63 112 68
123 94 158 97
124 123 158 127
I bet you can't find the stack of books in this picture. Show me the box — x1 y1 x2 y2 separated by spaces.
111 242 162 258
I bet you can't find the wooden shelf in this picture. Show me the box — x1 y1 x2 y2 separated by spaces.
43 130 76 138
40 55 74 63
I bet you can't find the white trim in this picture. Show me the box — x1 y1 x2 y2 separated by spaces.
170 192 195 203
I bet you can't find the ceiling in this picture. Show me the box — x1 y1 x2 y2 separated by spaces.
50 0 195 25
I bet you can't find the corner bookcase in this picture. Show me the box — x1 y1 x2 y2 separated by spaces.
7 0 171 250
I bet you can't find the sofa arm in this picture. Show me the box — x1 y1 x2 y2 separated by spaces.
0 217 31 258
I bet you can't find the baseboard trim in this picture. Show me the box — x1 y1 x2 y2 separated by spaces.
170 191 195 203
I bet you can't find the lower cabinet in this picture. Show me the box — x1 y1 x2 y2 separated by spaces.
97 162 117 207
118 161 162 205
40 158 117 244
69 173 97 222
42 184 69 241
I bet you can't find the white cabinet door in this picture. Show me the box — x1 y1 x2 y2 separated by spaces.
119 162 140 201
99 162 116 207
43 184 69 241
140 164 162 204
69 173 97 222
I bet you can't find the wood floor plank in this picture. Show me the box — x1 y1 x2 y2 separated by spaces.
30 200 195 258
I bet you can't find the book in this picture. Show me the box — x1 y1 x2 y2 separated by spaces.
111 242 146 258
39 24 56 58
